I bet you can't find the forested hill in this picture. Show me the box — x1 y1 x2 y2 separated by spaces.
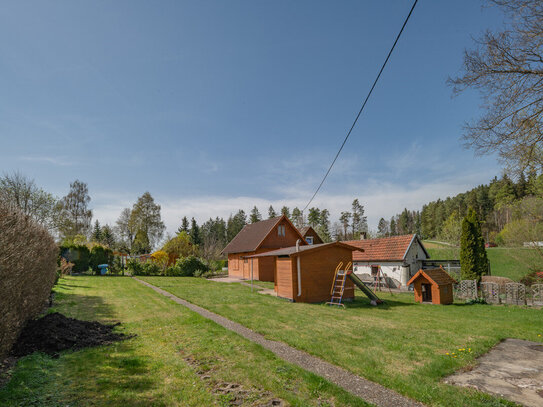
382 172 543 243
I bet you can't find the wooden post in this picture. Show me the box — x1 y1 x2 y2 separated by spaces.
251 258 253 292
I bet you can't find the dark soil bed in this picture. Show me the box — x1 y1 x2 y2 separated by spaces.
11 312 134 358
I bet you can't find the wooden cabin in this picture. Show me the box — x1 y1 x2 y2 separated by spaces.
407 267 456 305
246 242 362 303
298 226 323 245
222 215 306 281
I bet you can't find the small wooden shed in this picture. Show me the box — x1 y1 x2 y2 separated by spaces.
246 242 362 303
407 267 456 305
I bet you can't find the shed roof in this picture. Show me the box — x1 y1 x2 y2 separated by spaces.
343 234 428 262
221 215 304 254
244 242 362 258
407 267 457 286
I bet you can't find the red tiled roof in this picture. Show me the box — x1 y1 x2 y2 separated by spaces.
343 234 422 262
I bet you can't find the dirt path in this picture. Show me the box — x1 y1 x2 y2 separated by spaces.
134 277 424 407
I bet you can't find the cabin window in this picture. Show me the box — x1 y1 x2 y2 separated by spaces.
278 225 285 236
306 236 313 245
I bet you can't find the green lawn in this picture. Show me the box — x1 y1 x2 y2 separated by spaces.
142 276 543 407
0 276 369 407
427 246 542 281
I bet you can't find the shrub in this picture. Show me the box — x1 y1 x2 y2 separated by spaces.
60 244 90 273
89 245 113 274
176 256 209 277
126 259 143 275
109 256 125 275
142 261 161 276
0 202 58 358
151 250 169 270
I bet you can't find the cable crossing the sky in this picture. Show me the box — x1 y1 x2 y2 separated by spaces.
302 0 419 212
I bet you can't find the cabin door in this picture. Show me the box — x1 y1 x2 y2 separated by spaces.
242 258 250 279
421 284 432 302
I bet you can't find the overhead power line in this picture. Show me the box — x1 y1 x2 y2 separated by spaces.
302 0 419 212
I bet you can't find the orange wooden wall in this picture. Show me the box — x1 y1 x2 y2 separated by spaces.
412 276 453 305
274 246 355 303
227 219 304 281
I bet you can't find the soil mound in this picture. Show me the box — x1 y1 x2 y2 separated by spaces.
11 312 133 358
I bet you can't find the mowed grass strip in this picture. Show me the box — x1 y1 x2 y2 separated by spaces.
426 246 541 281
142 276 543 407
0 276 370 407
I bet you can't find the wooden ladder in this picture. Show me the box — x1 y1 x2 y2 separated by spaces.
326 261 352 308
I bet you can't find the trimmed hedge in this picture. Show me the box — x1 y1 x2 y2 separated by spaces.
89 245 113 274
60 244 90 273
0 202 58 358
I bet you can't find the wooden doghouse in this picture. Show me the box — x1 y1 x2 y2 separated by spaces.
407 267 456 305
246 242 362 303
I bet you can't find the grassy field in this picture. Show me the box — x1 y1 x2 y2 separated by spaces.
142 276 543 407
426 246 541 281
0 276 369 407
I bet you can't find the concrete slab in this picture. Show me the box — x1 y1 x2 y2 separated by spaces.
445 338 543 407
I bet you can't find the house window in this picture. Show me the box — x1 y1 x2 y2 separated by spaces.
278 225 285 236
306 236 314 245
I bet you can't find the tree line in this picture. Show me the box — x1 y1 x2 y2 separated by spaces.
387 171 543 246
0 172 370 261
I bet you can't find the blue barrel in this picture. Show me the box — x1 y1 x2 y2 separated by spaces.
98 264 109 275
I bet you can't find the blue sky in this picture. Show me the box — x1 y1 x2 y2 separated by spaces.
1 1 505 233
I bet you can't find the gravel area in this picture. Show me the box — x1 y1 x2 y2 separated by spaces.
134 277 424 407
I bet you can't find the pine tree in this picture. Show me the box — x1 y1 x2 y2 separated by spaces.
280 206 290 219
339 212 351 240
249 206 262 223
389 217 397 236
307 207 320 228
377 218 389 237
91 220 102 242
460 208 489 281
291 207 303 228
226 210 247 241
189 217 202 246
178 216 190 234
318 209 331 242
100 225 116 248
268 205 277 219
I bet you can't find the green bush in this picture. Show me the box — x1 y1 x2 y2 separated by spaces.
129 260 161 276
126 259 143 275
89 245 113 274
109 256 124 275
176 256 209 277
60 244 90 273
208 259 227 271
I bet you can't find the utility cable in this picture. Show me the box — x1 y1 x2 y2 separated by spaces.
302 0 419 212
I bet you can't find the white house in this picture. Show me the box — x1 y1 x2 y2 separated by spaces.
343 234 429 289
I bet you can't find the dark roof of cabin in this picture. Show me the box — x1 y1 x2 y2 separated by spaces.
407 267 457 286
244 242 362 258
221 216 286 254
298 226 310 235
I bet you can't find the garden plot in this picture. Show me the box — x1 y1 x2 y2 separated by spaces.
445 338 543 407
